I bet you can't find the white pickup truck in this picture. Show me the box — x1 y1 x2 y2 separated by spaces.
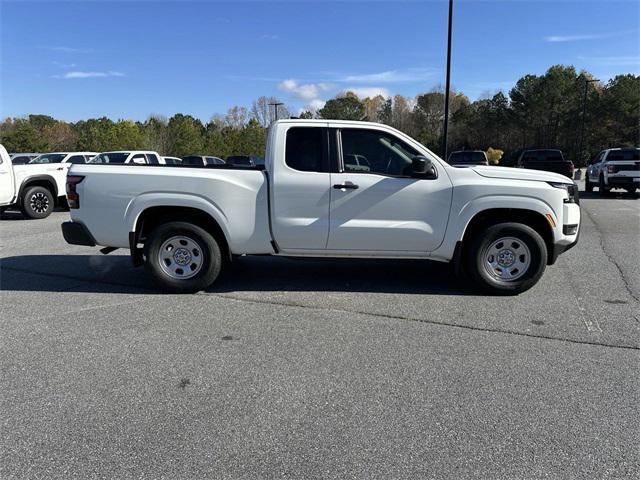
0 148 97 218
62 120 581 294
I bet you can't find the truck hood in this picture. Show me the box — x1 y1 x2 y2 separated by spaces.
470 165 573 183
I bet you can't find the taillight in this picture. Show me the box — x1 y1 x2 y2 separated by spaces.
607 164 616 174
66 175 84 209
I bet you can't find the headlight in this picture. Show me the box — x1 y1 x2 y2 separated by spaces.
548 182 579 204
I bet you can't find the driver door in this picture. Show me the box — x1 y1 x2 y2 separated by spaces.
327 127 452 253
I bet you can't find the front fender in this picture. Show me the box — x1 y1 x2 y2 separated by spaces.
430 194 560 262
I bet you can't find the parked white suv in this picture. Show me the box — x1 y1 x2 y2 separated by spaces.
0 147 97 218
585 148 640 195
89 151 165 165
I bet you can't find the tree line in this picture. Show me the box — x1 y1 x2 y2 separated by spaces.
1 66 638 166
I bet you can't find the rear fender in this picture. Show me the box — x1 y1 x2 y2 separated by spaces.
125 193 231 242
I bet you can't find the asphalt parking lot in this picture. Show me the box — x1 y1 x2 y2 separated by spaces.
1 177 638 479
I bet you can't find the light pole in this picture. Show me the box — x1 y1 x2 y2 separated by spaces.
578 78 599 166
442 0 454 161
269 102 284 123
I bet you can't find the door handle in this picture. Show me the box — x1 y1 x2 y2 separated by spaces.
333 183 359 190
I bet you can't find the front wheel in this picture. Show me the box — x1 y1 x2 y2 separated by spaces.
466 222 547 295
144 221 222 293
21 186 54 219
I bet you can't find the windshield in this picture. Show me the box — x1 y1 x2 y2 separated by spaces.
90 152 130 164
608 149 640 161
29 153 67 164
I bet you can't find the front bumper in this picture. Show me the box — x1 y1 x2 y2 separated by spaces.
61 221 96 246
549 226 580 265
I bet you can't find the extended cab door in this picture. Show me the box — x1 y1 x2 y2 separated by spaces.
0 145 15 204
327 127 452 253
270 125 331 250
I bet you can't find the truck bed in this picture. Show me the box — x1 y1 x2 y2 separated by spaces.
68 163 273 253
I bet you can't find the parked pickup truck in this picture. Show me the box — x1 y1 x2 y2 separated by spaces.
90 151 164 165
0 147 97 218
62 120 581 294
585 147 640 195
517 149 575 178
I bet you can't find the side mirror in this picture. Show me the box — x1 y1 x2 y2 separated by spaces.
412 156 437 178
132 157 146 165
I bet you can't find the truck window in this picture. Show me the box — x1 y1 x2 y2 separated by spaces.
146 153 160 164
30 153 67 164
340 129 419 177
608 149 640 161
67 155 86 164
285 127 325 172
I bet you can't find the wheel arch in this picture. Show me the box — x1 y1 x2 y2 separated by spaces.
461 208 555 265
132 204 232 266
18 175 58 205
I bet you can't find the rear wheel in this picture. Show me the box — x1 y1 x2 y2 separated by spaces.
144 221 222 293
584 174 593 192
625 187 637 194
20 186 54 219
466 222 547 295
598 175 610 196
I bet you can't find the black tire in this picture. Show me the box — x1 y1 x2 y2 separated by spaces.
20 186 54 219
584 175 593 192
598 175 610 196
625 187 637 195
466 222 547 295
144 221 222 293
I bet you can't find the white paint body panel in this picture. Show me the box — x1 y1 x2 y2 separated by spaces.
0 145 15 205
67 120 580 261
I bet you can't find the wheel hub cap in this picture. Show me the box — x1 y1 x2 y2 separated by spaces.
485 237 531 281
158 236 204 280
497 249 516 267
30 193 49 213
173 248 192 266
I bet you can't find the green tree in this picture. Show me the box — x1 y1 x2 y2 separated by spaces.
318 93 365 120
167 114 205 156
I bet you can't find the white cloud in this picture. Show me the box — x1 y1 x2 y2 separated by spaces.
54 71 125 79
261 34 279 40
41 46 92 53
340 67 435 83
52 61 77 68
278 79 333 101
343 87 390 99
544 30 635 43
578 55 640 67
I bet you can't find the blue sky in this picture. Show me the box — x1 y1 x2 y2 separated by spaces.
1 0 638 122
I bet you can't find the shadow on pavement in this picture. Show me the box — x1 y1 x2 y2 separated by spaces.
0 254 472 296
580 190 639 200
0 207 69 221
